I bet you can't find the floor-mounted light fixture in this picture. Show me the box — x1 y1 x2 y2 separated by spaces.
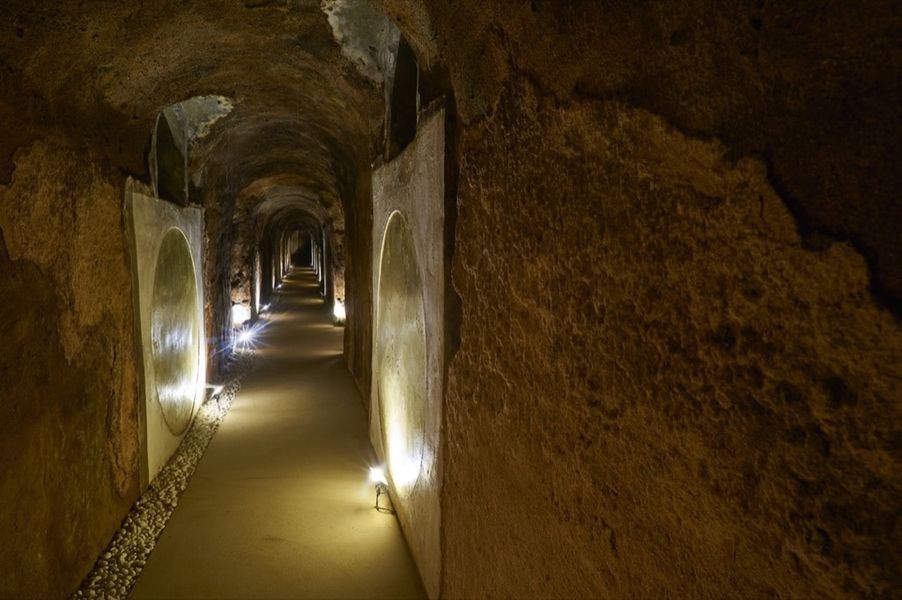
369 466 393 514
231 303 250 327
233 322 264 353
333 300 346 325
236 328 254 346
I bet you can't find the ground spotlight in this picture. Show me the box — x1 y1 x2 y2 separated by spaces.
233 321 266 353
369 465 387 485
231 303 250 327
333 300 346 325
369 465 393 513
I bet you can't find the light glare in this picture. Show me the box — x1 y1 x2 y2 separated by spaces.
333 301 346 322
231 303 251 326
369 466 387 486
231 321 268 353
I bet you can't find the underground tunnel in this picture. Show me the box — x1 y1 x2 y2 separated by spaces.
0 0 900 598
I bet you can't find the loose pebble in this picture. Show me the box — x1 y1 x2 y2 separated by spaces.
71 351 255 599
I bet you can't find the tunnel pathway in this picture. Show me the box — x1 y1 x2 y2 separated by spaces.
132 268 425 599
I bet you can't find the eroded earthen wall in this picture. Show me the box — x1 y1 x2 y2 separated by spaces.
443 83 900 597
345 173 376 402
367 1 902 597
0 142 140 598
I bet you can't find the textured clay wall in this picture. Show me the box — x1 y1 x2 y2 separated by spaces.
444 82 901 597
0 142 140 598
345 173 376 402
367 1 902 597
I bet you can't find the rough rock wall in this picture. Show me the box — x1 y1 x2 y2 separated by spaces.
202 187 236 379
378 0 901 309
330 228 347 303
0 142 140 598
443 82 901 597
228 204 255 315
371 0 902 597
345 172 375 402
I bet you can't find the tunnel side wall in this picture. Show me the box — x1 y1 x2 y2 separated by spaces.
126 189 205 487
345 171 375 403
371 107 445 599
443 84 902 597
0 141 141 598
364 1 902 597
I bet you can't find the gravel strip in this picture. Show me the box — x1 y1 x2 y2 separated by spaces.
72 350 256 600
